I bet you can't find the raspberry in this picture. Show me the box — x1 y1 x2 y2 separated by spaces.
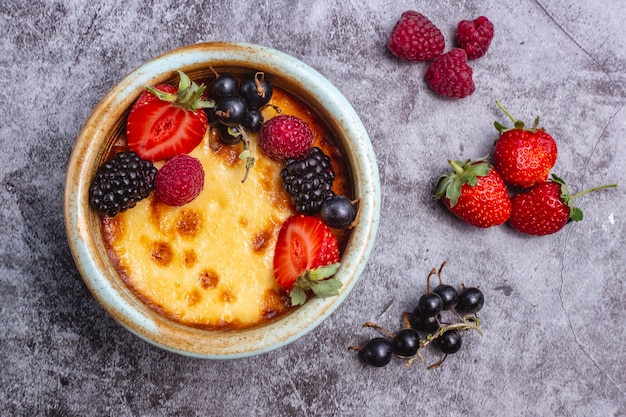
425 48 475 99
456 16 494 59
154 154 204 206
258 115 313 161
281 147 335 215
89 151 157 217
387 11 445 62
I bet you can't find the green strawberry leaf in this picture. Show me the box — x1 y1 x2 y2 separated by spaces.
308 263 341 281
290 285 307 306
310 278 343 298
570 207 583 222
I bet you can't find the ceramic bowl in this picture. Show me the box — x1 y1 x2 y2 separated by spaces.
64 42 380 358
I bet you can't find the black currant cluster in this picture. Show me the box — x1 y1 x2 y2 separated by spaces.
206 70 275 182
281 148 357 229
350 262 484 369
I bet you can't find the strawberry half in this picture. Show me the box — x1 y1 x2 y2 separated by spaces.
273 215 342 306
127 71 213 162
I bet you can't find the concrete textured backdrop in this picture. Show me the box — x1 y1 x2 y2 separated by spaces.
1 0 625 416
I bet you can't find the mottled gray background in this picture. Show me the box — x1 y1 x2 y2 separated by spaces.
1 1 625 416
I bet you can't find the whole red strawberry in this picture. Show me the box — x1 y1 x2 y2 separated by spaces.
425 49 475 98
510 174 617 236
436 158 512 228
493 101 558 188
456 16 495 59
127 71 213 162
273 215 342 306
258 115 314 161
387 11 445 61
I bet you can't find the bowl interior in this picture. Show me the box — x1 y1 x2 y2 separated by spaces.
64 42 380 358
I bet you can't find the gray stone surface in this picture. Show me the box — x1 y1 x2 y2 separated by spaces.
1 1 625 416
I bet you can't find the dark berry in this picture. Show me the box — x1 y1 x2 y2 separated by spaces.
436 329 462 354
281 147 335 215
89 151 157 217
239 72 273 109
360 337 393 367
320 195 356 229
455 287 484 314
243 108 264 132
418 292 443 317
409 309 440 334
214 95 247 127
433 284 459 310
392 329 420 358
217 124 243 145
211 73 238 99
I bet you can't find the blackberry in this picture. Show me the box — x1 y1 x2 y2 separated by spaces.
281 147 335 215
89 151 158 217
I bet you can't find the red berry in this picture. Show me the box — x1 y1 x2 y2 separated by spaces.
456 16 495 59
425 49 475 99
509 175 617 236
436 158 512 228
387 11 445 62
154 154 204 206
258 115 314 161
493 102 558 188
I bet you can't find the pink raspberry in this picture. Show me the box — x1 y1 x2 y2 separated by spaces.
154 154 204 206
258 115 313 161
387 11 445 62
456 16 494 59
425 48 475 99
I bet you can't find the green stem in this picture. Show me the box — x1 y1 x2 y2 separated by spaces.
571 184 618 199
495 100 516 124
448 160 464 175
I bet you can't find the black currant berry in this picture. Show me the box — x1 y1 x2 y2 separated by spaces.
243 108 264 132
211 73 238 99
360 337 393 367
455 287 484 314
216 124 243 145
392 329 420 358
320 195 356 229
418 292 443 318
239 72 273 109
214 96 247 127
436 329 462 354
409 309 440 334
433 284 459 311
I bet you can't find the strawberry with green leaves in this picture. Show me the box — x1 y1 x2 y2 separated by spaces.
509 174 617 236
493 101 558 188
436 157 512 228
127 71 214 162
273 215 342 306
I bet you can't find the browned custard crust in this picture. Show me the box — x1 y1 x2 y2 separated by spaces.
100 86 353 330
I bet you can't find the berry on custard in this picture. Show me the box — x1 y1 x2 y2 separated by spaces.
258 115 314 161
154 154 205 206
89 151 158 217
273 215 342 306
387 10 445 61
425 48 475 99
281 147 335 215
126 71 213 162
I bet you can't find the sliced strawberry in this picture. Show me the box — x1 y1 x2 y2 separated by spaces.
273 215 342 306
126 71 212 162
